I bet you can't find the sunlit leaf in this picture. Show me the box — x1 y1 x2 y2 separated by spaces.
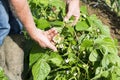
50 21 65 27
76 21 89 31
29 44 49 67
80 39 93 48
49 52 63 66
90 15 111 36
35 19 50 30
32 0 49 6
32 59 50 80
89 50 98 62
80 6 88 15
102 54 109 67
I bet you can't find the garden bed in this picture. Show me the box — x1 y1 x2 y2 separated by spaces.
80 1 120 55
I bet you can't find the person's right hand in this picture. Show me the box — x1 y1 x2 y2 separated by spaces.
64 0 80 26
33 28 58 51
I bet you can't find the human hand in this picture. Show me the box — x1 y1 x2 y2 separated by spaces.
64 0 80 26
34 28 58 51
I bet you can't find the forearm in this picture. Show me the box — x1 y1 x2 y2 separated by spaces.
9 0 57 51
10 0 37 38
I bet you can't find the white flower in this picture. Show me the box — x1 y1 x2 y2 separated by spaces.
83 51 86 54
96 29 100 33
83 65 86 67
59 44 64 48
53 34 62 43
83 64 88 68
66 70 69 74
65 59 69 63
74 73 77 76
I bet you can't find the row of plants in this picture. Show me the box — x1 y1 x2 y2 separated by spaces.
27 0 120 80
104 0 120 16
84 0 120 16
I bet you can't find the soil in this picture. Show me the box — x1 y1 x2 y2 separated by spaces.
80 1 120 55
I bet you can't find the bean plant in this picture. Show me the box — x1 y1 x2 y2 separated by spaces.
28 0 120 80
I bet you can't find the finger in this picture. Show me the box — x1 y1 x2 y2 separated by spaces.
38 35 57 51
46 28 58 35
46 41 57 51
72 15 80 26
45 28 58 40
51 41 56 46
39 40 57 51
51 28 58 34
64 11 72 22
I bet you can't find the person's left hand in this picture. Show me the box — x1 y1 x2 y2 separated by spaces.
64 0 80 26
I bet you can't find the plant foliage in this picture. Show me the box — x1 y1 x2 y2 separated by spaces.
0 67 8 80
28 0 120 80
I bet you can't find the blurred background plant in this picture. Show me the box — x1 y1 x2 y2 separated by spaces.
82 0 120 16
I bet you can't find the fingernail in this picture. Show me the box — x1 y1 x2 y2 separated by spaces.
53 48 57 52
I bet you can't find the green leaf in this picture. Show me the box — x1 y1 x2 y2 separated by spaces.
32 59 50 80
0 67 4 77
29 44 49 67
0 67 8 80
68 52 77 65
80 39 93 48
102 54 109 67
102 37 118 54
92 67 102 80
75 21 89 31
80 6 88 15
50 21 65 27
35 19 50 30
101 71 109 78
111 72 117 80
32 0 49 6
79 39 93 51
113 67 120 77
49 0 65 11
94 37 118 55
49 52 63 67
90 15 111 36
78 34 86 44
68 26 74 35
39 0 49 6
86 16 94 27
89 50 98 62
107 54 120 65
